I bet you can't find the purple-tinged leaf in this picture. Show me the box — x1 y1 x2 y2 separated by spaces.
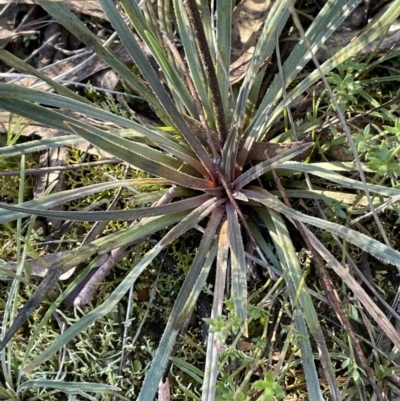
234 142 313 190
0 194 212 222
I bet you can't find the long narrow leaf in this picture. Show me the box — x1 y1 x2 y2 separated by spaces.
144 29 198 116
0 180 177 223
303 224 400 351
215 0 233 119
0 194 211 222
66 122 213 189
0 50 92 104
17 380 122 395
259 208 339 399
102 0 216 176
138 207 224 401
0 103 206 176
112 0 195 115
277 162 400 198
23 199 220 373
33 0 167 120
253 0 361 136
244 187 400 269
234 143 313 190
262 0 400 135
223 0 292 179
172 0 214 124
1 211 191 353
0 83 206 171
226 203 248 335
236 105 271 171
56 211 191 274
202 218 229 401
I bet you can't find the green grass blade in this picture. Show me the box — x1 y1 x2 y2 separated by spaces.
57 211 191 274
226 203 248 335
0 83 190 153
259 208 338 399
0 266 64 353
268 189 381 208
254 0 360 135
169 357 204 384
172 0 214 124
0 211 190 353
22 260 101 367
0 84 207 172
157 0 174 38
304 224 400 352
0 98 98 138
138 207 223 401
23 199 219 376
264 0 400 134
103 0 196 115
0 134 83 157
223 0 292 178
102 0 215 174
0 180 174 223
66 122 213 189
17 380 126 400
0 50 92 105
277 162 400 198
236 105 271 171
1 204 35 389
215 0 233 119
2 99 193 177
202 219 229 401
247 217 281 272
0 194 211 222
0 82 129 127
0 127 204 175
33 0 167 121
144 29 198 116
234 143 313 190
245 187 400 269
18 380 121 393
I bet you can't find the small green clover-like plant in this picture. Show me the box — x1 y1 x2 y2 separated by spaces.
368 141 400 177
327 61 366 112
248 303 270 321
383 118 400 140
253 373 285 401
353 120 400 179
215 372 246 401
341 357 363 385
204 309 242 344
321 194 347 220
23 34 38 48
353 124 377 155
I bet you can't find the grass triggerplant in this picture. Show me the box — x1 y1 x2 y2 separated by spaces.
1 0 400 400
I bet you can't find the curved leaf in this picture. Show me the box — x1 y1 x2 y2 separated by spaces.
226 202 248 335
33 0 166 120
24 198 220 374
0 194 211 222
0 180 178 223
277 162 400 197
258 208 339 399
234 143 313 190
138 208 223 401
66 122 214 189
100 0 216 176
245 187 400 269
